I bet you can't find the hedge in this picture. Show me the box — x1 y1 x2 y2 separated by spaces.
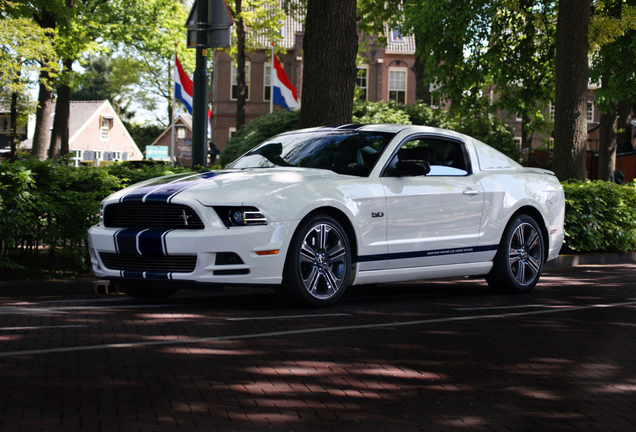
0 158 193 276
562 180 636 253
1 159 635 277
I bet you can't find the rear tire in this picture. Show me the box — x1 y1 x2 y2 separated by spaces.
277 214 352 307
486 214 544 294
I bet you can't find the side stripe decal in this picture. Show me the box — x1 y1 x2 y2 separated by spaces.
357 244 499 263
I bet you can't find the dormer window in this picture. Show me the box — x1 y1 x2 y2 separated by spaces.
100 115 114 141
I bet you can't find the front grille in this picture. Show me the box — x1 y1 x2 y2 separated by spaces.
104 203 204 229
100 253 197 273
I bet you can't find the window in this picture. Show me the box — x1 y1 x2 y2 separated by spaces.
112 151 122 161
549 103 555 121
587 101 594 122
100 116 113 141
384 137 468 177
388 68 407 104
70 149 83 167
356 67 368 101
231 63 251 100
264 64 272 102
390 28 404 43
176 126 186 139
229 127 237 138
514 137 522 148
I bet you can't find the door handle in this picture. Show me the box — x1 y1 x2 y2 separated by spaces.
463 188 480 196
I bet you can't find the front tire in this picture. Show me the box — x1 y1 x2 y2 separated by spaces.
277 214 352 307
486 214 544 294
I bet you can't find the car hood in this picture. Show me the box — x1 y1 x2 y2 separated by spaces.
109 168 345 207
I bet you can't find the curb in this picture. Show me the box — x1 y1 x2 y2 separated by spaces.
1 253 635 298
544 252 636 268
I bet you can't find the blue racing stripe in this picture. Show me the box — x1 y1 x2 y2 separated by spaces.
120 171 220 203
357 244 499 263
114 228 174 256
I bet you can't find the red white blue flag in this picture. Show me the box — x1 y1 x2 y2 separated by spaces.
272 54 300 111
174 55 193 114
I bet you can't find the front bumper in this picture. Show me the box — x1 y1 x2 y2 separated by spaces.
87 221 295 287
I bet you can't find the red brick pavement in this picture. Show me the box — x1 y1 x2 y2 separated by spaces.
1 265 635 431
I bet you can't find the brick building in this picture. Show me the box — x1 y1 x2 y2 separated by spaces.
209 15 417 150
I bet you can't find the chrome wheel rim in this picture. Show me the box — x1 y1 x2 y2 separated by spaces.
508 222 542 286
299 223 349 300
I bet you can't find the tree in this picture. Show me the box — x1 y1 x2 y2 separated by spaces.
551 0 590 181
400 0 556 150
299 0 358 127
225 0 285 131
0 15 58 161
589 1 636 181
105 0 192 126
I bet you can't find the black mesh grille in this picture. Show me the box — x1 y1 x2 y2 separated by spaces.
100 253 197 273
104 203 204 229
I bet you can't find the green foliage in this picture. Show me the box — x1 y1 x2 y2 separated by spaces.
104 162 193 187
352 101 412 124
0 157 122 275
0 158 195 275
219 109 301 166
121 121 165 155
562 180 636 253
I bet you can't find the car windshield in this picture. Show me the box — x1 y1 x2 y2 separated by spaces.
227 130 396 177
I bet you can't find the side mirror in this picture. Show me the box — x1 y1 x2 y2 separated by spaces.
395 160 431 176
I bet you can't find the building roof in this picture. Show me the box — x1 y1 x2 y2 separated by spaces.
149 114 193 147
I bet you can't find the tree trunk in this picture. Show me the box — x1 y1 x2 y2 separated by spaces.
9 87 19 163
551 0 590 181
412 35 431 105
49 58 73 159
598 103 617 182
616 100 632 152
521 115 532 162
31 75 55 160
235 0 246 130
300 0 357 128
31 9 56 160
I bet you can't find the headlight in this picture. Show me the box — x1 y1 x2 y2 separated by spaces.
213 206 268 227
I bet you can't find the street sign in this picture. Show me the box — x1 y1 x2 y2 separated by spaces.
186 0 233 49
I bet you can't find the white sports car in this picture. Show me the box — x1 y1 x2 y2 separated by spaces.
88 124 565 306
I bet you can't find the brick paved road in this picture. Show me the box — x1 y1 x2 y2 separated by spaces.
1 264 635 431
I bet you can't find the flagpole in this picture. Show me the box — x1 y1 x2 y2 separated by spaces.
270 43 274 114
171 43 177 165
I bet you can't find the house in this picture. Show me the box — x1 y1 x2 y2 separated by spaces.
147 114 196 166
21 100 143 165
209 13 417 149
0 110 30 158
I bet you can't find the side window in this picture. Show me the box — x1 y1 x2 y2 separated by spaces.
384 138 469 177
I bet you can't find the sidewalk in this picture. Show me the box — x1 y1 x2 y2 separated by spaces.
1 252 636 298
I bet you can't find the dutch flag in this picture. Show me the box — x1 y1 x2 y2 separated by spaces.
272 54 300 111
174 55 193 114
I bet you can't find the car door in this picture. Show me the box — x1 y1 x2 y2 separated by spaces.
381 136 485 269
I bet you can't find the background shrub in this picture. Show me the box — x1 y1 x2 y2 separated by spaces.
104 161 193 186
562 180 636 253
219 109 301 166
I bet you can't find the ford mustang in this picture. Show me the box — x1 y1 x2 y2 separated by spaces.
87 124 565 307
